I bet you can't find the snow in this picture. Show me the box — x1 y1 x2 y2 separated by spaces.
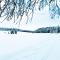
0 1 60 60
0 33 60 60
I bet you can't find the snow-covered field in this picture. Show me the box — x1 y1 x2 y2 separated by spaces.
0 32 60 60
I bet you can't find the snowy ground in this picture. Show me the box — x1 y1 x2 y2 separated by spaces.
0 32 60 60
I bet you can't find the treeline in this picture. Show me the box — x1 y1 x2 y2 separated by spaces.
35 26 60 33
